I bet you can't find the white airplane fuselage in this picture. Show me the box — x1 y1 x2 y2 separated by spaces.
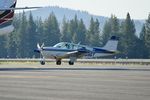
43 51 113 58
41 47 79 59
41 47 113 59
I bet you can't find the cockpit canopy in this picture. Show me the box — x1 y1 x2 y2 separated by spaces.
53 42 83 50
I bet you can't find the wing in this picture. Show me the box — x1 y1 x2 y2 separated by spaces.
62 47 90 58
0 7 41 11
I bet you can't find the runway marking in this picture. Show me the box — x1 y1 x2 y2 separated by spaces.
0 73 87 79
0 74 150 81
0 73 92 79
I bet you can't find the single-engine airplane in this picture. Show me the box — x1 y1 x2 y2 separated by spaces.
35 36 119 65
0 0 41 35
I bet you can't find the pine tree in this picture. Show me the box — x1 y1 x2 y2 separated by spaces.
144 13 150 58
86 17 101 46
137 25 149 58
26 12 37 58
6 15 21 58
102 20 111 44
69 15 79 43
121 13 137 58
0 35 7 58
111 15 120 35
72 18 87 44
43 12 60 46
91 19 101 46
6 32 18 58
102 15 120 45
86 17 94 44
61 15 86 44
61 16 70 42
17 11 28 58
36 17 44 44
76 19 86 44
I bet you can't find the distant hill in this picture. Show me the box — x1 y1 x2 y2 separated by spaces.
24 6 145 36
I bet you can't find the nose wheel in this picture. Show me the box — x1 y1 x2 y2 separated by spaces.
40 60 45 65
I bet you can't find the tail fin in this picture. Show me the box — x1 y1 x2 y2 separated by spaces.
102 36 119 51
0 0 16 27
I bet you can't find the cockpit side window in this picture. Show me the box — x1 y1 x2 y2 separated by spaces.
65 43 71 49
54 43 64 48
57 46 61 48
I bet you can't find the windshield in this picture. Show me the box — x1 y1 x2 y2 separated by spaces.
53 42 83 49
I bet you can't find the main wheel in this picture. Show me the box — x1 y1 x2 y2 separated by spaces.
56 60 61 65
40 61 45 65
69 61 74 65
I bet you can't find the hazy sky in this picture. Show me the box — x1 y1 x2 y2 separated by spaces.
17 0 150 19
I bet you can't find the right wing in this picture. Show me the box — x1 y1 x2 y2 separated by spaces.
0 7 42 11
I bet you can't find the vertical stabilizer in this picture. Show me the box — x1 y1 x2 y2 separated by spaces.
102 36 119 51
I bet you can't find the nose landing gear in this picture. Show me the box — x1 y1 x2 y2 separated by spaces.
40 60 45 65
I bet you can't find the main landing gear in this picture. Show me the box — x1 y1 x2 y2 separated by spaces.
69 61 74 65
56 58 75 65
40 57 76 65
68 57 76 65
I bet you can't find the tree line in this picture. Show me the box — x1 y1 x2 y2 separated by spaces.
0 12 150 58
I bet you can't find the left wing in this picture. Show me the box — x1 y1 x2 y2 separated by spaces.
62 47 90 58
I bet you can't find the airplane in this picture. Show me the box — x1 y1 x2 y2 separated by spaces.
34 36 119 65
0 0 41 35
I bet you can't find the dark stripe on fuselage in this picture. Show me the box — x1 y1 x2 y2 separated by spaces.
43 48 76 52
93 48 116 54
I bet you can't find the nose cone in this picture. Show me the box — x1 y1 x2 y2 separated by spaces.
34 49 40 53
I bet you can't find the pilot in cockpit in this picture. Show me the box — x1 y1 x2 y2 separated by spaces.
65 43 70 49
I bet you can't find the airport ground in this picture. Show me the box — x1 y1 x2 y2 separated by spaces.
0 62 150 100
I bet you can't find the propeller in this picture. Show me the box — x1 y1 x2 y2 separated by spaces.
37 43 44 51
36 43 45 60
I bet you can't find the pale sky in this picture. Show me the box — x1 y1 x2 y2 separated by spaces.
17 0 150 19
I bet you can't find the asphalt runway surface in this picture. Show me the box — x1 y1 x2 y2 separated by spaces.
0 63 150 100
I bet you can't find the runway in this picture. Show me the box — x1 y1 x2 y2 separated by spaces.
0 63 150 100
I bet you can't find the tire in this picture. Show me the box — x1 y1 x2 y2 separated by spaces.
69 61 74 65
40 61 45 65
56 60 61 65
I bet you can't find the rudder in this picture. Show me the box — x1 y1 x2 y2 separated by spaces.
102 36 119 51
